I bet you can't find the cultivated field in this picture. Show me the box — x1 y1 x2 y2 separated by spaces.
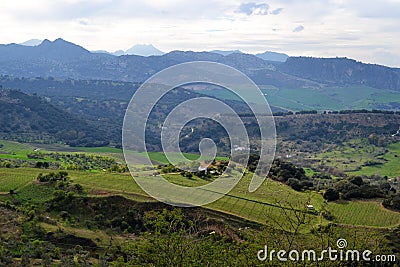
1 167 398 228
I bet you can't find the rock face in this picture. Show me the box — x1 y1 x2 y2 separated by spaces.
279 57 400 90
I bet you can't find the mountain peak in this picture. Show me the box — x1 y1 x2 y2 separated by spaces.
38 38 89 52
40 39 51 45
54 38 67 43
210 50 243 56
39 38 81 47
255 51 289 62
19 39 43 46
125 44 164 56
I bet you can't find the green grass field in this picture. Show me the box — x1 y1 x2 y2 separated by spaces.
73 147 123 153
13 183 55 204
206 174 400 228
124 150 228 165
0 168 43 192
1 137 399 229
75 149 228 165
0 140 35 160
310 139 387 172
145 152 228 164
351 142 400 177
1 140 228 167
197 85 400 111
327 200 400 227
2 167 397 228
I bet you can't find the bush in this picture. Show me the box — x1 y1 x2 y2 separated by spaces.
383 194 400 211
342 184 383 200
349 176 364 186
321 210 335 221
287 178 302 191
301 180 314 189
37 171 68 182
74 184 83 193
323 188 339 201
35 161 49 169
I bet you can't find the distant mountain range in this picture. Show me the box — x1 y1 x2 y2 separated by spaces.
93 44 164 57
14 39 288 61
0 38 399 93
256 51 289 62
209 50 288 62
210 50 242 56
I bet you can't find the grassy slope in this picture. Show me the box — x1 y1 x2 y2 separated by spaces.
305 139 400 177
198 85 400 111
311 139 386 172
0 168 44 192
2 168 399 228
327 200 400 227
0 140 35 160
0 141 228 171
0 140 399 228
351 142 400 177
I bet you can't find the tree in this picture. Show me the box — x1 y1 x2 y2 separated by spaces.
383 193 400 211
74 184 83 193
349 176 363 186
0 247 13 266
323 188 339 201
287 178 302 191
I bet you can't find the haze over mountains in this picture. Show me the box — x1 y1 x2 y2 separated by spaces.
1 38 400 111
0 38 399 91
13 38 288 61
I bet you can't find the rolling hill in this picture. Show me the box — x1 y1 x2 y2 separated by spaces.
0 88 110 146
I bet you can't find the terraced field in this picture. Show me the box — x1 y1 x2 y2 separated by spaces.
327 200 400 227
1 168 398 229
0 168 43 192
0 140 35 160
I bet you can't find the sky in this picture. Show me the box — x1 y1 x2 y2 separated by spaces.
0 0 400 67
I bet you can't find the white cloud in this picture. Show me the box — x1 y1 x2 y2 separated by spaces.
344 0 400 18
270 8 284 15
236 2 270 16
292 25 304 32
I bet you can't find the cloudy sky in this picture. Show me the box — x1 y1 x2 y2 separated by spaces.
1 0 400 67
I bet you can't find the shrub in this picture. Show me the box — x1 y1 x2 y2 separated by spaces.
323 188 339 201
287 178 302 191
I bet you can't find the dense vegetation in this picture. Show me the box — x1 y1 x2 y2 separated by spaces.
0 39 400 265
0 183 398 266
0 76 139 100
0 140 399 265
0 89 111 146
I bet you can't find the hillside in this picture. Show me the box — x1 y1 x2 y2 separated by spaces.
279 57 400 90
0 89 110 146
